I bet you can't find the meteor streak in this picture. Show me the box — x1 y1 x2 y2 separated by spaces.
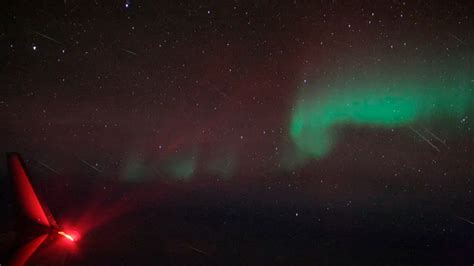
32 31 63 45
456 215 474 225
80 158 103 173
122 49 138 56
447 33 467 45
35 160 61 175
423 127 449 148
409 126 441 152
185 243 209 256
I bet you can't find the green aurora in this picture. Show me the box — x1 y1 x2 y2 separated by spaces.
207 151 236 179
289 75 473 161
162 154 196 180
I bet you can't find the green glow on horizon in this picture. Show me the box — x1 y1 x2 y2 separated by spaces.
123 159 149 181
289 76 472 160
207 152 235 179
162 152 196 180
121 153 152 182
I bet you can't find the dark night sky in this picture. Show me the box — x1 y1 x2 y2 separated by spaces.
0 0 473 265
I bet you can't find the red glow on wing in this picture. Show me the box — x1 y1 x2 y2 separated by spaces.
10 234 48 266
9 154 51 227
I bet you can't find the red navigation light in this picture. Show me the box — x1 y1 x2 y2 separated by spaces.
57 231 79 242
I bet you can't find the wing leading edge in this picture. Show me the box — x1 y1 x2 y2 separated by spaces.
7 153 56 228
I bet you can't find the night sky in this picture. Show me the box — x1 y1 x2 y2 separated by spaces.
1 0 473 265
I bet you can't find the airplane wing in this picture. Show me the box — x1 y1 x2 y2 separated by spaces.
9 234 48 266
7 153 57 228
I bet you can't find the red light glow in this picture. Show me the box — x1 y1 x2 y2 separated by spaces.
57 231 79 242
10 234 48 266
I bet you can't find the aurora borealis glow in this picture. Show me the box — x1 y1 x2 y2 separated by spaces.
289 73 473 161
162 154 196 180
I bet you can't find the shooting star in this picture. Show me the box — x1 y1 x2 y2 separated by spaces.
423 127 449 148
122 49 138 56
409 126 440 152
32 31 63 45
455 215 474 225
35 160 61 175
447 33 467 45
79 158 103 173
185 243 209 256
